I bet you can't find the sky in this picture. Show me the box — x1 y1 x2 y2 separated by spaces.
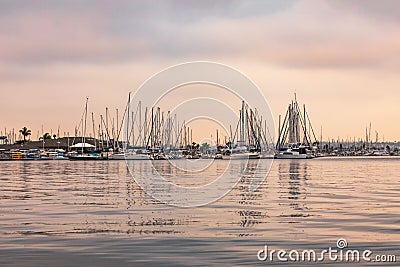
1 0 400 142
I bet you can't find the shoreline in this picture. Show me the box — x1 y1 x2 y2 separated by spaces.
1 155 399 162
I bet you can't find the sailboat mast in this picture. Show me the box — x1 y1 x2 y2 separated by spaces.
304 104 307 145
240 101 245 143
278 115 281 150
216 129 219 146
116 108 119 150
131 111 135 147
144 107 148 147
82 97 88 154
91 112 96 150
151 107 154 148
106 107 109 148
320 126 323 145
138 101 142 146
126 95 130 149
229 125 233 148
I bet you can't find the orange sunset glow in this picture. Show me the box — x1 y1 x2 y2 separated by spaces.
1 0 399 141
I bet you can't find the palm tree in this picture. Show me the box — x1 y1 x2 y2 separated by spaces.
39 133 52 140
191 142 197 149
19 127 31 142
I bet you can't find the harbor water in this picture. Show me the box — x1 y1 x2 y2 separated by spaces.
0 158 399 266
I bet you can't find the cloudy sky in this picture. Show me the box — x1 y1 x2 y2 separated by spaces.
1 0 399 141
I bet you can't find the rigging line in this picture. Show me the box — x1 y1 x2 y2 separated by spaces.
306 109 318 143
116 93 131 141
276 105 290 149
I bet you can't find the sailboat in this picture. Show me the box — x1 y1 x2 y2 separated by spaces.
275 94 318 159
227 101 264 159
68 97 106 160
112 149 150 160
107 94 151 160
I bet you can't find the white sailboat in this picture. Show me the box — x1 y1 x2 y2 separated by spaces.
275 146 314 159
225 101 264 159
68 98 106 160
112 149 150 160
275 94 318 159
229 145 261 159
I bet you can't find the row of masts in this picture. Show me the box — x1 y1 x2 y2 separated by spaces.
276 94 318 150
124 100 272 151
125 95 197 150
71 97 126 152
229 101 271 150
0 94 391 153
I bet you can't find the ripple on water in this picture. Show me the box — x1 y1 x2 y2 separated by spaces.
0 158 399 266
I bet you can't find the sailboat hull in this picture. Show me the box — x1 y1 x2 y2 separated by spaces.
274 151 313 159
68 155 108 160
229 152 261 159
111 153 150 160
274 154 308 159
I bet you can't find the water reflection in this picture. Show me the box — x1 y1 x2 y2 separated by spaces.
235 160 268 234
278 161 310 221
1 158 399 245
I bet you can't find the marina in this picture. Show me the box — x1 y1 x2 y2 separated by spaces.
1 95 398 161
1 1 400 266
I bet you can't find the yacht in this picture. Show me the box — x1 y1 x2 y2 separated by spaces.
275 94 318 159
112 149 150 160
229 145 261 159
274 146 314 159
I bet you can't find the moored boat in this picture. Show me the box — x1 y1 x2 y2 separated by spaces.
111 149 151 160
68 153 108 160
275 94 319 159
274 147 314 159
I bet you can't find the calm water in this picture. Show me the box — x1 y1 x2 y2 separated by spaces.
0 158 399 266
